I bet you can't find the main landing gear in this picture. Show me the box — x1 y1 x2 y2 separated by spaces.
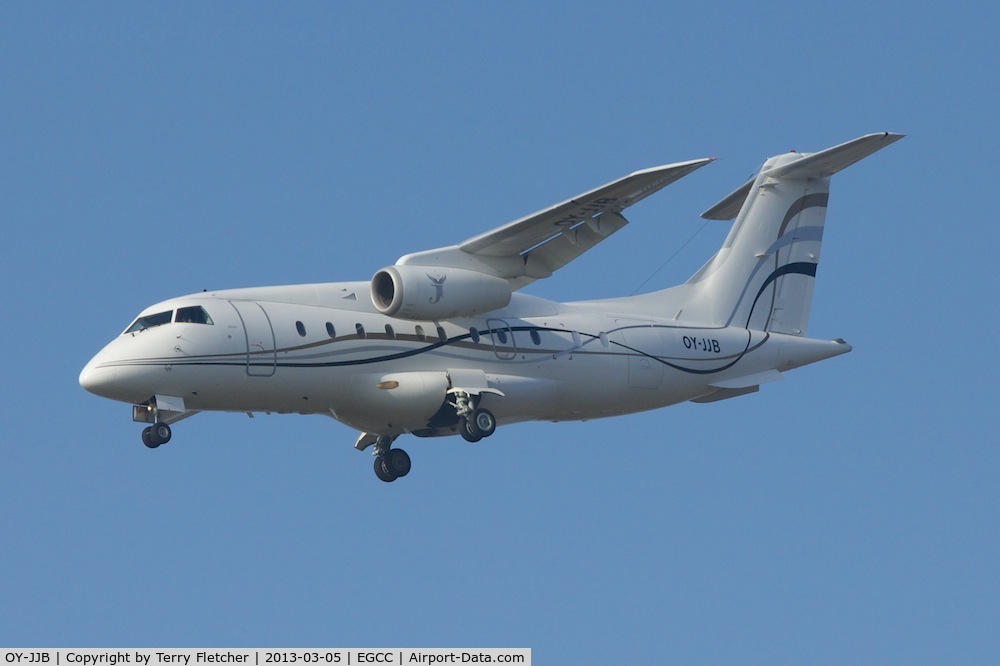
367 402 498 482
449 388 497 444
460 407 497 443
373 435 411 483
141 422 172 449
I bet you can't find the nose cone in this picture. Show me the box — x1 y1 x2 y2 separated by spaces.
79 356 119 399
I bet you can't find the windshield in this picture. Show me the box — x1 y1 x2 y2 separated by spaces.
123 306 214 334
176 306 213 325
125 310 172 334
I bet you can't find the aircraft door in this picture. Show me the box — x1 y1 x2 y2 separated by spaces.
486 319 517 360
229 301 277 377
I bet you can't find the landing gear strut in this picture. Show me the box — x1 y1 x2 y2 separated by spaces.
373 435 411 483
135 398 185 450
448 389 498 444
365 388 500 482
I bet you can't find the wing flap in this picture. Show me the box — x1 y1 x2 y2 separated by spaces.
518 211 629 282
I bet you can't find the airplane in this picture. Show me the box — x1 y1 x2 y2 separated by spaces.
80 132 903 482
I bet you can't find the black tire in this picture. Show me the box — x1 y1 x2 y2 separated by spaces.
152 422 172 445
374 457 398 482
460 417 483 443
472 408 496 438
386 449 412 478
142 427 160 449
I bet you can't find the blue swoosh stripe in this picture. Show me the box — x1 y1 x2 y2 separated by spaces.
743 261 818 328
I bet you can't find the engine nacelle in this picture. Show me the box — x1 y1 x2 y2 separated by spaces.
370 265 512 320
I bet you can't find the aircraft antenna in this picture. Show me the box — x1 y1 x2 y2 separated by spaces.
629 218 711 296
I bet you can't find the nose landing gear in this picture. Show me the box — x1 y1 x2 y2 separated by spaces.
133 396 193 450
141 422 172 449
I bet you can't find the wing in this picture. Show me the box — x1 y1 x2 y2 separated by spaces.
395 158 712 289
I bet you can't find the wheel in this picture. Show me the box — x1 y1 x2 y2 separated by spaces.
152 422 171 445
142 427 160 449
386 448 411 478
471 408 496 438
374 456 398 482
460 417 483 443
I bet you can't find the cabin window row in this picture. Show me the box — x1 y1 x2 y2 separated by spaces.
467 327 543 346
293 320 449 342
294 322 589 349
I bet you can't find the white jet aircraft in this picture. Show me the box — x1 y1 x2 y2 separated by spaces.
81 132 902 482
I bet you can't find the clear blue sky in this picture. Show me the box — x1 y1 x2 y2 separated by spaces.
2 2 998 662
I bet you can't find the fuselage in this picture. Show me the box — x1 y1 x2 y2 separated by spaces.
78 133 900 482
79 281 848 437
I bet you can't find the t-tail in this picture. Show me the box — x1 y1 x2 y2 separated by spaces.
672 132 903 334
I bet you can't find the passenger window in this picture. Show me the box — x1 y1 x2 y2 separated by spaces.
326 322 336 337
296 321 306 337
125 310 173 334
496 329 508 344
356 323 366 339
175 306 213 325
530 330 541 345
385 324 395 339
470 328 480 344
415 325 426 341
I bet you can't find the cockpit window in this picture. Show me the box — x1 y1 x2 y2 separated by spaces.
175 306 213 325
123 306 213 334
125 310 172 334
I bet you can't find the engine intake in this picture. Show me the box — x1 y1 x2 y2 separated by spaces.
371 265 512 320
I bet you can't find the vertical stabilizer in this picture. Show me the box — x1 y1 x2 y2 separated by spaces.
683 133 902 334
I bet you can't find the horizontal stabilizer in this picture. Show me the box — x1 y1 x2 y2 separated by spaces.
690 385 759 403
692 370 784 403
702 179 753 220
701 132 903 220
708 369 783 390
763 132 904 180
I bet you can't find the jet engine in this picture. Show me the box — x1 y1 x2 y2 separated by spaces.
370 265 512 320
